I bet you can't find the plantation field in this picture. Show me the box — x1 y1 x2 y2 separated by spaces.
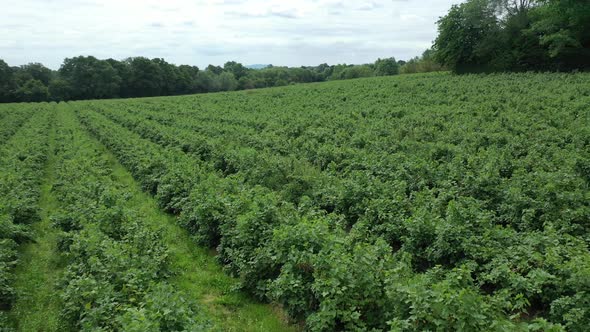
0 72 589 331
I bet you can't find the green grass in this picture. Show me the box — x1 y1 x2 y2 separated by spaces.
8 109 64 332
77 109 299 332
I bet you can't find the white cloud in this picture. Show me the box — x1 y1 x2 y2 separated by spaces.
0 0 464 69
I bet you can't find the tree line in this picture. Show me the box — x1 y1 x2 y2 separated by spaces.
5 0 582 103
434 0 590 73
0 55 441 103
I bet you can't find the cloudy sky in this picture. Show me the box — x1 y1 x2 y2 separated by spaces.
1 0 463 69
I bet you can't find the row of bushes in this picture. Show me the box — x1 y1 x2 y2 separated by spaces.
48 106 208 331
73 105 582 330
0 104 39 144
0 108 51 326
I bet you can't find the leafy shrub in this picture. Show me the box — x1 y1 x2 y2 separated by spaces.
71 72 590 330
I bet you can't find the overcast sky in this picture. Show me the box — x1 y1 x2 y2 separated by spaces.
1 0 463 69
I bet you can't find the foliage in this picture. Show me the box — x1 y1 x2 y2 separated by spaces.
71 72 590 330
59 56 121 100
434 0 590 73
0 106 51 321
47 106 208 331
374 57 400 76
118 284 209 332
434 0 502 73
0 60 13 103
401 49 445 74
13 79 49 102
0 53 411 103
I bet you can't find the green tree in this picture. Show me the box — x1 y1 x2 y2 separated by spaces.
175 65 200 94
195 70 219 92
374 57 400 76
223 61 248 80
315 63 333 80
19 63 53 85
0 59 13 102
14 79 49 102
434 0 501 73
336 65 374 80
106 58 132 97
152 58 180 95
59 56 121 99
491 0 536 16
206 65 223 75
530 0 590 69
401 49 445 74
238 76 255 90
125 57 163 97
48 79 73 102
218 72 238 91
433 0 588 72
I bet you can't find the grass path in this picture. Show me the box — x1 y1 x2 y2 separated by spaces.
8 109 63 331
69 108 297 331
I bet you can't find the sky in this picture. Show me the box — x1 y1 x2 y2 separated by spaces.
1 0 463 70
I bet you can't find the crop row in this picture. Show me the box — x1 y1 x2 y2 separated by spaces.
48 106 207 331
0 107 52 324
87 103 328 208
0 104 43 145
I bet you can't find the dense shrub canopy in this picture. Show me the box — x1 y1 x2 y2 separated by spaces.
66 72 590 331
434 0 590 73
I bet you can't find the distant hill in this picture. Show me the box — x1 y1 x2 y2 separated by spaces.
246 64 270 70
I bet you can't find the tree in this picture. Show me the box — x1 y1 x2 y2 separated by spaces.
433 0 589 72
333 65 374 80
48 79 73 102
315 63 333 80
59 56 121 99
125 57 163 97
290 67 318 83
0 60 13 102
530 0 590 69
401 49 445 74
374 57 400 76
491 0 536 16
434 0 501 73
195 70 219 93
223 61 248 80
238 76 255 90
175 65 200 95
106 58 132 97
493 2 549 71
19 63 53 85
218 72 238 91
3 53 427 103
152 58 180 95
14 79 49 102
206 65 223 75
